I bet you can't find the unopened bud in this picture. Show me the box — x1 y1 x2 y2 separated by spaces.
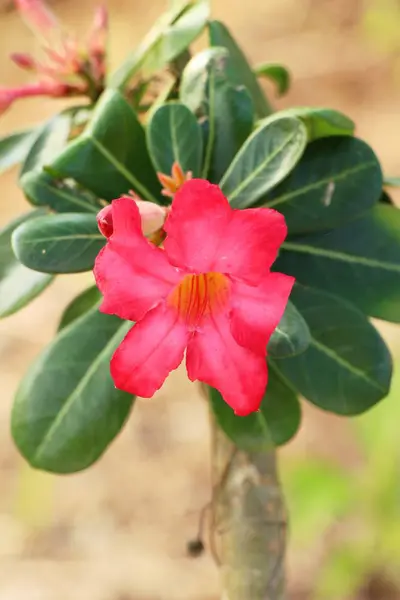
15 0 58 37
10 52 36 71
88 4 108 55
97 204 113 238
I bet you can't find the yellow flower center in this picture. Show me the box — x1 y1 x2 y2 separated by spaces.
168 272 230 328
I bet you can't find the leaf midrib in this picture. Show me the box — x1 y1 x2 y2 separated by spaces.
90 136 158 204
33 178 99 213
223 123 302 202
265 161 377 208
32 321 132 463
282 241 400 273
310 337 386 393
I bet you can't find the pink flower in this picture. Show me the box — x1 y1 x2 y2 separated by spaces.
94 179 294 416
0 1 108 114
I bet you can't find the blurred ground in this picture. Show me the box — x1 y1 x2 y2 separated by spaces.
0 0 399 599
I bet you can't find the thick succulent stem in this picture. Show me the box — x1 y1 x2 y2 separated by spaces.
211 419 287 600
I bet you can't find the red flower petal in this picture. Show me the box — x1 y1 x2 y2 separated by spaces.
186 311 267 416
164 179 288 284
230 272 295 355
164 179 231 272
213 208 288 285
94 197 182 322
110 303 190 397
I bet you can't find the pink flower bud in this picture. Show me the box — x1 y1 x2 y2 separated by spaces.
97 204 113 238
10 52 36 71
14 0 58 37
0 88 15 115
133 198 168 237
88 5 108 56
97 197 168 240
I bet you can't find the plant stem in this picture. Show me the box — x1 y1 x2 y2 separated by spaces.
211 419 287 600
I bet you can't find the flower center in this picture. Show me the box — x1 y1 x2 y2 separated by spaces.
168 272 230 328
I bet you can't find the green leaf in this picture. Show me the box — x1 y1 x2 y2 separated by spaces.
20 112 72 179
267 300 311 358
180 47 227 114
0 127 39 175
204 58 254 181
384 175 400 187
11 306 134 473
209 20 272 117
22 171 103 213
12 213 104 274
51 90 161 202
209 364 301 450
254 63 290 96
257 107 355 141
146 101 203 176
58 286 101 330
0 211 53 318
261 137 382 234
274 285 392 415
180 47 254 181
109 0 209 88
276 204 400 322
220 116 307 208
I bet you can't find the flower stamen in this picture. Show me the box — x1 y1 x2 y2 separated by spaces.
168 272 230 329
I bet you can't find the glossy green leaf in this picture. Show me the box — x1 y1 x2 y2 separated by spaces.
146 101 203 176
254 63 290 95
0 127 38 175
12 306 134 473
262 137 382 234
209 364 301 450
205 62 254 181
220 116 307 208
181 47 254 181
51 90 161 202
257 107 354 141
180 47 227 114
109 0 209 88
267 300 311 358
20 112 72 178
276 205 400 322
58 285 101 330
0 211 53 318
209 20 272 117
274 285 392 415
12 213 104 274
22 172 103 213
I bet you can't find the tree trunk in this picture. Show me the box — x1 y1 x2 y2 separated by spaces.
211 419 287 600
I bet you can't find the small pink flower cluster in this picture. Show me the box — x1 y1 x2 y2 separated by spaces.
0 0 108 115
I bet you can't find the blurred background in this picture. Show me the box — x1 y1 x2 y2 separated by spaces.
0 0 400 598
